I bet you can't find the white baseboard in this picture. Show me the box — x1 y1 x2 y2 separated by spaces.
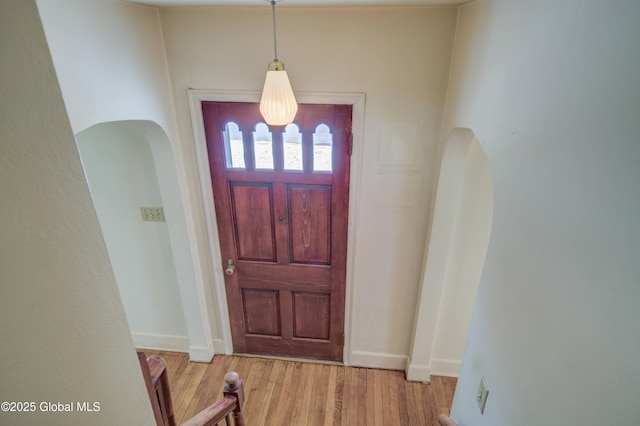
189 340 215 363
132 332 189 352
406 363 431 383
349 350 408 370
430 358 461 377
212 338 228 355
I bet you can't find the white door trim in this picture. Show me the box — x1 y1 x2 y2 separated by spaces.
187 90 365 364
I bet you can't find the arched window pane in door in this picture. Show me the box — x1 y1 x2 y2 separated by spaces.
313 124 333 172
223 122 245 169
283 124 303 171
253 123 274 170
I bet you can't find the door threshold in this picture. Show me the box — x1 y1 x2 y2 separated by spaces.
233 352 344 367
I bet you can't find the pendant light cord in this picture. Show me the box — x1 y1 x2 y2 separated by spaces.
271 0 279 62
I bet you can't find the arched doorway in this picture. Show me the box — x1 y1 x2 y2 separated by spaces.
76 121 188 348
75 120 218 361
408 128 494 381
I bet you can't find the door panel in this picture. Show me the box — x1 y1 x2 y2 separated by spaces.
293 292 330 340
203 101 351 361
288 185 331 265
242 289 280 336
230 183 276 262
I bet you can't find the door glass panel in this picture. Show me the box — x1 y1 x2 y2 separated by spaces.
253 123 274 170
223 122 245 169
313 124 333 172
283 123 303 171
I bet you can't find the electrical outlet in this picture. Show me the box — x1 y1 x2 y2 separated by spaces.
141 207 165 222
476 376 489 415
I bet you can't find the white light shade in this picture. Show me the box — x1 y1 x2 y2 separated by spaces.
260 68 298 126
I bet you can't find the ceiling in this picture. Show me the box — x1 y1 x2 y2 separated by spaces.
125 0 467 7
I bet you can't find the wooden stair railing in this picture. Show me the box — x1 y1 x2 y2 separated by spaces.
138 352 176 426
137 352 245 426
182 372 245 426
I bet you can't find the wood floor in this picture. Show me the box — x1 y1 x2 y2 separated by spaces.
142 350 456 426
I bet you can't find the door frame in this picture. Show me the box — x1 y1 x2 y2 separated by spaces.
188 90 365 364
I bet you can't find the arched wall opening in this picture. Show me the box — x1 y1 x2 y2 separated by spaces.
407 128 494 381
75 120 218 360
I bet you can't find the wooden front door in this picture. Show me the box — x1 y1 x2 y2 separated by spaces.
203 102 352 361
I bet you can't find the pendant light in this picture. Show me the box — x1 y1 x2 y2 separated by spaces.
259 0 298 126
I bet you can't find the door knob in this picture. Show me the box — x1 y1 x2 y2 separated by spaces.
225 259 236 276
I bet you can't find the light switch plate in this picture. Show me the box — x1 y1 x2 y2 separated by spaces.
476 376 489 415
141 207 165 222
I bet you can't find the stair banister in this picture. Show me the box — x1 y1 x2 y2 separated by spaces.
181 372 245 426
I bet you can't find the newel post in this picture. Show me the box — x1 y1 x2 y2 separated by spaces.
223 372 245 426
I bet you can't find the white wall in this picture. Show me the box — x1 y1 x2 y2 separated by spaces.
37 0 221 360
444 0 640 424
160 6 458 368
77 121 189 351
36 0 175 135
0 1 153 424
